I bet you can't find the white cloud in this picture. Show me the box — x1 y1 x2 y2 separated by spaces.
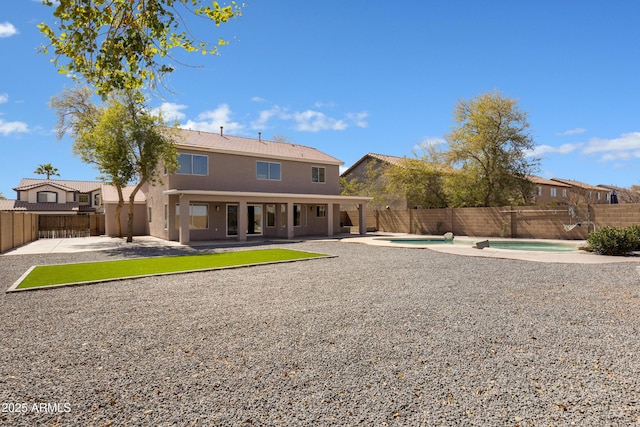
251 96 265 103
292 110 347 132
582 132 640 154
181 103 244 134
557 127 586 136
153 102 187 122
0 93 8 104
251 104 367 132
345 112 368 128
0 22 18 38
0 119 29 136
526 143 582 157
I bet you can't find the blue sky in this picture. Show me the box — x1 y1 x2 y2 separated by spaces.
2 1 640 199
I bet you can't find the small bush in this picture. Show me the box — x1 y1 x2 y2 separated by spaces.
587 226 639 256
628 224 640 251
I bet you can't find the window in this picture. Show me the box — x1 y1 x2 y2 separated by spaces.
148 207 152 223
562 189 568 198
256 161 281 180
164 205 168 230
177 153 208 175
550 187 557 197
536 186 542 196
293 204 302 226
312 166 326 183
176 203 209 230
266 204 276 227
597 192 601 200
37 191 57 203
316 205 326 217
93 193 101 206
78 194 89 204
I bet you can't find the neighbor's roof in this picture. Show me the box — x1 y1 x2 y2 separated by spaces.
13 178 102 193
340 153 410 177
551 178 610 191
0 199 80 212
170 128 343 165
100 184 146 204
527 175 571 187
341 152 451 177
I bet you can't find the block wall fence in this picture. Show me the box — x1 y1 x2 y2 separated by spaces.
342 204 640 240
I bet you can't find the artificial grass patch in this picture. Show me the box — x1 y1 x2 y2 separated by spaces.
13 248 330 290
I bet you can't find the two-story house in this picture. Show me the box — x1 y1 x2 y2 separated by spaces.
528 176 572 204
10 178 103 214
146 129 370 243
550 178 612 205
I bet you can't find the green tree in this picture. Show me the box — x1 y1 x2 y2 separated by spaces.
340 160 397 209
39 0 242 96
51 86 178 241
34 163 60 179
445 91 538 207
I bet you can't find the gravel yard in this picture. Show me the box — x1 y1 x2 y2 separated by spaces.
1 240 639 426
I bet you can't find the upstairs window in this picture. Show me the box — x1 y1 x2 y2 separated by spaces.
37 191 57 203
550 188 557 197
312 166 326 183
536 186 542 196
177 153 208 175
257 161 281 180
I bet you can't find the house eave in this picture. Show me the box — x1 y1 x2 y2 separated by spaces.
163 189 371 204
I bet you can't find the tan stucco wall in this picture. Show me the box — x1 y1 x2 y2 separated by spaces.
0 212 38 254
104 202 147 237
168 150 340 195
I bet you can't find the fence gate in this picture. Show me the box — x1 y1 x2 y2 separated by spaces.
38 215 105 238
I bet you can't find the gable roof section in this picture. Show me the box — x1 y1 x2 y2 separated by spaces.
14 178 102 193
172 128 343 165
341 153 409 177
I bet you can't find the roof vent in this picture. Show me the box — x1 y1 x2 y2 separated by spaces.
258 132 262 142
220 126 223 136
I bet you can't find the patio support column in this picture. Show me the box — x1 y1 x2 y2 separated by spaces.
287 201 294 239
326 203 334 237
178 194 190 244
358 202 367 235
238 199 247 241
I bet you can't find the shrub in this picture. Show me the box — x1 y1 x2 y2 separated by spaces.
628 225 640 251
587 226 639 256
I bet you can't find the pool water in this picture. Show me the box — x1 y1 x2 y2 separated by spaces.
381 238 578 252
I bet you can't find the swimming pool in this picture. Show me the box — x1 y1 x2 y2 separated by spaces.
379 238 580 252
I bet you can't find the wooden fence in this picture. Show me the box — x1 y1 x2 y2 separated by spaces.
38 215 105 238
342 203 640 240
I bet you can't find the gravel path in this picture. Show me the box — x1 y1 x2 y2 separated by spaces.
1 240 639 426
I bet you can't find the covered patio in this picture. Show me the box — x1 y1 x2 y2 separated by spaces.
164 189 371 244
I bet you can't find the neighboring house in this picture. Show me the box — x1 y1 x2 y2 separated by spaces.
551 178 612 205
597 184 640 204
10 178 104 215
146 129 370 243
341 153 419 209
528 176 572 204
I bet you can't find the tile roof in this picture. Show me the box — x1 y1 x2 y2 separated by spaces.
551 178 610 191
171 128 343 165
341 152 451 177
527 175 571 187
14 178 102 193
0 199 80 212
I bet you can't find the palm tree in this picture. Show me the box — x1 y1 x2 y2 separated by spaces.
34 163 60 180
